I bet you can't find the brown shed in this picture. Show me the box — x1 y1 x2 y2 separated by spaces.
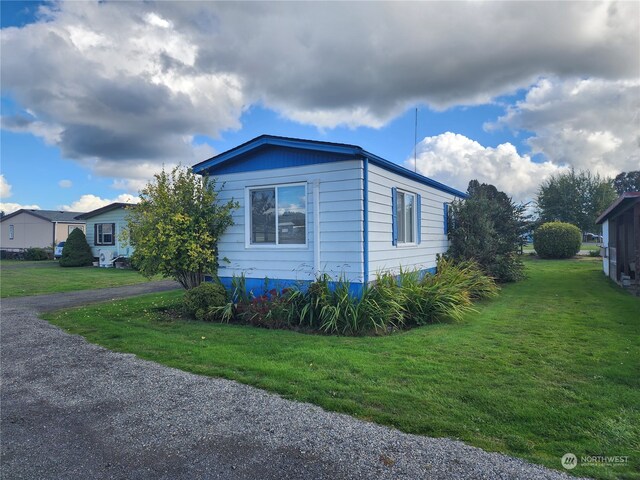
596 192 640 293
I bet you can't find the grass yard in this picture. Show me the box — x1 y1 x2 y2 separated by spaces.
523 242 601 253
44 257 639 479
0 260 157 298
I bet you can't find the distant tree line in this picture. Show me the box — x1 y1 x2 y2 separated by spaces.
446 169 638 282
613 171 640 195
535 168 617 235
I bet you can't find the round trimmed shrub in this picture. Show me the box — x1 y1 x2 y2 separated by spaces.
59 229 94 267
183 282 228 321
533 222 582 259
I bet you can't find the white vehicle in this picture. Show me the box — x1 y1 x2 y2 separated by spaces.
54 242 65 259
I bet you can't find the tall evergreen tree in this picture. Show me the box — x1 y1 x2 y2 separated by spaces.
59 229 94 267
448 180 529 282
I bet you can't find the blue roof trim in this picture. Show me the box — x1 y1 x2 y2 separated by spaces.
192 135 467 199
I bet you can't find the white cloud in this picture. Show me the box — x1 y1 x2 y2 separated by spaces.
1 1 637 147
487 77 640 178
406 132 566 202
1 202 41 214
0 1 638 198
59 194 139 213
58 179 72 188
0 174 13 198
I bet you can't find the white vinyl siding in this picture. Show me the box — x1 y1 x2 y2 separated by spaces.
367 163 456 280
211 160 364 283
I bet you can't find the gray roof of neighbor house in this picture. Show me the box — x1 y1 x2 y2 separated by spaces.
76 202 136 220
0 209 86 223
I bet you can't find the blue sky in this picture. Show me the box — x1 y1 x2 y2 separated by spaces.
1 1 638 212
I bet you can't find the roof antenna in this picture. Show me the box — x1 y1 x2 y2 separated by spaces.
414 107 418 173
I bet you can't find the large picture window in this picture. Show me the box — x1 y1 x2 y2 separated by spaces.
95 223 115 246
249 184 306 245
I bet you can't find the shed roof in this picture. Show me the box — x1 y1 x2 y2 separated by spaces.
595 192 640 224
0 209 86 223
192 134 467 198
76 202 136 220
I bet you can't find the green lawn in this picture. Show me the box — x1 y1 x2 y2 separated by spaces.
523 242 600 252
0 260 156 297
44 258 639 479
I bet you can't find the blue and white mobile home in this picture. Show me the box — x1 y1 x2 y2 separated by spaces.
192 135 466 293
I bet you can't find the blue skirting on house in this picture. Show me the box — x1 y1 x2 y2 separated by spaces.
209 266 438 298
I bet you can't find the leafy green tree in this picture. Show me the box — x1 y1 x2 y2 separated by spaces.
448 180 529 282
59 228 94 267
125 166 238 289
613 171 640 195
536 168 616 234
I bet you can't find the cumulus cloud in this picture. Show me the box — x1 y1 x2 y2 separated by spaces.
1 1 241 180
59 193 139 213
1 202 41 214
487 77 640 178
58 179 72 188
2 1 638 145
1 1 638 198
406 132 566 202
0 174 13 198
0 175 41 213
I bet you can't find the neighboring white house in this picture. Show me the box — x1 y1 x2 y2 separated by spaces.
76 202 135 265
192 135 466 294
0 209 86 251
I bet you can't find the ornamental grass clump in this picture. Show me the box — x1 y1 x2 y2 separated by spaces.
187 258 497 336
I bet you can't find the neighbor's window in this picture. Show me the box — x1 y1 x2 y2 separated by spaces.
396 191 416 244
9 224 14 240
68 225 83 235
95 223 115 246
250 184 306 245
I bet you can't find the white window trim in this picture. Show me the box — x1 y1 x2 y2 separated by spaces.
95 223 115 246
396 189 417 246
245 182 309 249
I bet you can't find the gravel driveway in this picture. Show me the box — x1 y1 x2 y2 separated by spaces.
1 285 587 479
